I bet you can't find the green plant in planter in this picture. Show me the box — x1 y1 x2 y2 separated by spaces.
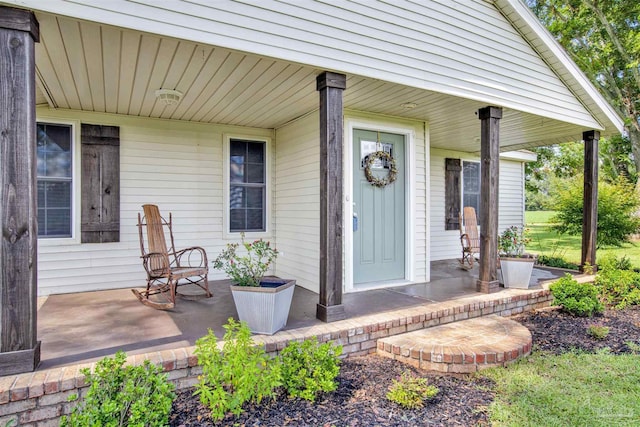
212 233 278 286
60 351 175 427
498 226 531 257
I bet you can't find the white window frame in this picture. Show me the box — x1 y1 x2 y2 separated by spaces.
36 117 81 245
222 134 272 239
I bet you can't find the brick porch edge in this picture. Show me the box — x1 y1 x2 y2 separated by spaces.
0 287 553 426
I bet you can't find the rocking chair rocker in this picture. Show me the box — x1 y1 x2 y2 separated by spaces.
132 204 212 309
459 206 480 269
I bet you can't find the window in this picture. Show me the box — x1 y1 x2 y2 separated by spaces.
37 123 73 238
229 139 266 232
444 158 481 230
462 161 481 222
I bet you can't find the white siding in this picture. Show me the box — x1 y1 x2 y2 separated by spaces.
10 0 604 130
430 148 526 261
36 107 273 295
273 114 320 293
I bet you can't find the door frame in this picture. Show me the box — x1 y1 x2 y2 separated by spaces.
344 118 416 293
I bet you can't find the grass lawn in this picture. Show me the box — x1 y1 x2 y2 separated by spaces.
525 211 640 269
483 350 640 426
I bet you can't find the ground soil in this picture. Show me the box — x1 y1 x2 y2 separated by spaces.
169 307 640 427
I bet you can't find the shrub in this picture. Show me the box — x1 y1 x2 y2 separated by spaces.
536 255 579 270
595 255 640 309
550 176 640 247
60 351 175 427
386 371 439 409
587 324 610 340
550 274 603 316
194 319 281 421
280 337 342 402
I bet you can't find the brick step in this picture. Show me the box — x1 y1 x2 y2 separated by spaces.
377 315 532 373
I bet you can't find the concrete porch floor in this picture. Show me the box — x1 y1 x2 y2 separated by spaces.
36 260 564 370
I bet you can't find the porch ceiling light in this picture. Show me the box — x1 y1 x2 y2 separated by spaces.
400 102 417 109
155 89 183 106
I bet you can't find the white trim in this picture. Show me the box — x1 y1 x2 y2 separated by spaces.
424 121 431 283
497 0 624 133
35 116 82 246
500 150 537 162
222 133 272 239
344 118 416 293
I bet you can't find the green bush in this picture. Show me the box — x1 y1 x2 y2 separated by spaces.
595 255 640 309
550 176 640 247
587 324 610 340
536 255 579 270
60 351 175 427
386 371 439 409
550 274 603 316
194 319 281 421
280 337 342 402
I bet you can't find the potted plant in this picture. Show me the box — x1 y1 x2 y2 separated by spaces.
498 226 536 289
213 235 295 335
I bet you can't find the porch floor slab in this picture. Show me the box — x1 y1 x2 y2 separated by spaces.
34 260 565 370
376 315 532 373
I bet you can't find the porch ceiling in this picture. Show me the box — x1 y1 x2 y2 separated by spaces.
35 12 595 152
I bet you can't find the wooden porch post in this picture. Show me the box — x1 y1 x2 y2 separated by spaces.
0 7 41 374
477 106 502 293
582 130 599 271
316 71 347 322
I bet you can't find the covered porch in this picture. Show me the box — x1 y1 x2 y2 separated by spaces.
0 1 623 376
36 260 565 370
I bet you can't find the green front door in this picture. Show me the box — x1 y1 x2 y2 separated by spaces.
353 129 405 285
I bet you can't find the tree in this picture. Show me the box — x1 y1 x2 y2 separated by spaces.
550 175 640 246
528 0 640 183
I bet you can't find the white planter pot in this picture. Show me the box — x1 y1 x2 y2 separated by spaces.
230 279 295 335
499 257 535 289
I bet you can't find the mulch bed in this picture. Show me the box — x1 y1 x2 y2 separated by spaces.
169 307 640 427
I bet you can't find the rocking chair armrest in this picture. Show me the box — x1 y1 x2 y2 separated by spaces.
174 246 208 268
140 252 171 275
460 233 471 249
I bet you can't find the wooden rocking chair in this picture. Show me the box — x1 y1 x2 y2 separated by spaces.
460 206 480 269
132 204 212 310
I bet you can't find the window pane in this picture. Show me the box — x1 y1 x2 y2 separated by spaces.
230 209 246 231
246 187 264 209
45 181 71 208
46 208 72 237
230 140 246 158
37 123 72 178
230 160 245 183
463 162 480 193
247 164 264 183
247 142 264 163
230 186 245 209
246 209 264 230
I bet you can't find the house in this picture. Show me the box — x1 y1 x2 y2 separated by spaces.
0 0 624 374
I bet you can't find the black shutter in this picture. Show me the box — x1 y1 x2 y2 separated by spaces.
445 158 461 230
81 124 120 243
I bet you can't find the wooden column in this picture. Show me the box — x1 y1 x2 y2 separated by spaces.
0 7 41 374
316 71 347 322
477 106 502 293
582 130 599 271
